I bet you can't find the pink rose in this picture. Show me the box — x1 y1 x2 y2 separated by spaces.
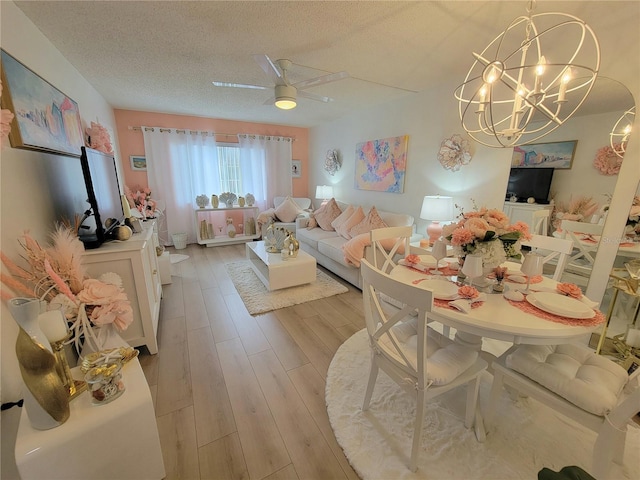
458 285 479 299
464 217 490 239
508 221 532 240
77 279 127 305
89 299 133 330
556 283 583 299
485 209 510 230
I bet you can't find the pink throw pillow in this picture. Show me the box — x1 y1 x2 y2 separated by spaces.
331 205 355 231
274 196 303 223
349 206 389 237
314 198 342 231
342 233 371 267
336 206 365 239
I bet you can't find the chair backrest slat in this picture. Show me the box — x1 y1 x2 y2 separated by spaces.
367 226 413 274
361 259 434 386
521 234 574 281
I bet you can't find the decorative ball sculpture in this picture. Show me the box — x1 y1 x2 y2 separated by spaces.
245 193 255 206
196 194 209 208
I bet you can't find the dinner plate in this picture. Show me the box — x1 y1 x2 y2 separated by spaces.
526 292 595 319
416 279 458 300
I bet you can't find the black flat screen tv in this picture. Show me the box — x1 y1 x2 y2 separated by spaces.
506 168 554 204
79 146 125 248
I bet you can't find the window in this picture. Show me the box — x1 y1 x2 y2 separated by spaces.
217 143 242 193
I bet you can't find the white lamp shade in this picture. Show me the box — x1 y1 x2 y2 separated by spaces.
315 185 334 200
420 195 454 221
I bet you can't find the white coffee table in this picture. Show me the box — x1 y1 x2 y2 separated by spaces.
246 241 316 291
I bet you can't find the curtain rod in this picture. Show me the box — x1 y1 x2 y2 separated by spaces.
127 126 295 141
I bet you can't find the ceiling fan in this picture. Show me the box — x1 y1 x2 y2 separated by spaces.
212 54 349 110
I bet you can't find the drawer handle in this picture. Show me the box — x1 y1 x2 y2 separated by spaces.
152 269 157 275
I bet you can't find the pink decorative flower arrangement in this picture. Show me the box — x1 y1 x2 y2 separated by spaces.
458 285 479 299
125 185 157 219
556 283 583 299
442 203 531 268
0 80 15 148
85 121 113 154
593 144 623 176
0 225 133 352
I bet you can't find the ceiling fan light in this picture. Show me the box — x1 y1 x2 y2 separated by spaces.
275 85 297 110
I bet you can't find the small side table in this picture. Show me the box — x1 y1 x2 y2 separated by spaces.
15 358 165 480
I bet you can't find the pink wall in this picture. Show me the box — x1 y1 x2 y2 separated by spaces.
113 109 310 197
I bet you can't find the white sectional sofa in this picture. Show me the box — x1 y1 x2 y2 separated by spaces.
295 200 416 288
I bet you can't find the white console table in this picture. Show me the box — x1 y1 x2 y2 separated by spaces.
14 359 165 480
81 224 162 354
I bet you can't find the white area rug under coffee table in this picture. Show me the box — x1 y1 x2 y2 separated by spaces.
246 240 316 290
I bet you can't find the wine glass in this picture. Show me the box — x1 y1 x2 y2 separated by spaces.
431 240 447 275
461 254 483 286
520 252 544 294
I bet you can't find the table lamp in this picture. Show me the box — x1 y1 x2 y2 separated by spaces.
315 185 334 207
520 252 544 294
420 195 454 245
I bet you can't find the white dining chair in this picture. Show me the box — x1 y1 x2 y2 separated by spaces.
360 259 488 472
366 225 414 274
532 209 551 236
560 220 604 284
520 234 574 281
486 343 640 480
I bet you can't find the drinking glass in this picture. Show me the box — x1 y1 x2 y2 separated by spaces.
461 254 483 286
521 252 544 294
431 240 447 275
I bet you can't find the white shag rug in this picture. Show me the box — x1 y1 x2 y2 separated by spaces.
225 261 349 315
326 329 640 480
170 254 189 264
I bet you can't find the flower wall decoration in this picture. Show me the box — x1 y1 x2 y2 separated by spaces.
324 149 341 175
438 134 472 172
593 144 623 175
85 121 113 154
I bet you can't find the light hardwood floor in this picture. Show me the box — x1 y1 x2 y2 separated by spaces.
138 243 364 480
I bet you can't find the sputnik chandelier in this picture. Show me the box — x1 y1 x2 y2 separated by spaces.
610 106 635 158
455 1 600 148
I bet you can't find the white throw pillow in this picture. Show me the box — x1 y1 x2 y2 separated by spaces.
336 206 365 239
274 196 303 223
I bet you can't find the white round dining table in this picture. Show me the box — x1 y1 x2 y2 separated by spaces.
389 260 602 346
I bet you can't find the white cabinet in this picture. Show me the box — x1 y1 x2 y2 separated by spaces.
503 202 553 233
81 225 162 354
194 206 261 247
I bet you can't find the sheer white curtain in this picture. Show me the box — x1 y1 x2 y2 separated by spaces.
142 127 220 245
238 135 292 209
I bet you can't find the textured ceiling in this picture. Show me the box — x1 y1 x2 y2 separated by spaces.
13 1 639 128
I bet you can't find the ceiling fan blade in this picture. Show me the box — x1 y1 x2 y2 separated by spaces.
294 71 349 90
212 81 269 90
298 90 333 103
262 96 276 106
252 54 282 83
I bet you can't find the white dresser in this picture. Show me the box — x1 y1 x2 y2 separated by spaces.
503 202 553 232
81 224 162 354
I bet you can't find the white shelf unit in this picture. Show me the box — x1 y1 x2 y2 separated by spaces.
81 224 162 354
194 206 261 247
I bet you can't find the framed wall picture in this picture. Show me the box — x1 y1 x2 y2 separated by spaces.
511 140 578 169
130 155 147 171
291 159 301 178
0 49 84 157
355 135 409 193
